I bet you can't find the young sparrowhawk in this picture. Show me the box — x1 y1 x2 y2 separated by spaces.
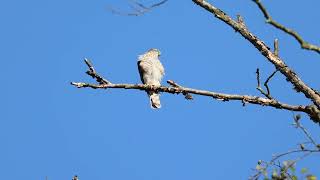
137 48 165 109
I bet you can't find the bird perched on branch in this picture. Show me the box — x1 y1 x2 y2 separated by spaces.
137 48 165 109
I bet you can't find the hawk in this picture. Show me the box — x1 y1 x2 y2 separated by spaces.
137 48 165 109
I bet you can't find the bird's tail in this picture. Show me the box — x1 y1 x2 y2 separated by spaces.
149 92 161 109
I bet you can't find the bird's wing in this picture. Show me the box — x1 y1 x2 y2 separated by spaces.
137 60 152 84
158 60 165 76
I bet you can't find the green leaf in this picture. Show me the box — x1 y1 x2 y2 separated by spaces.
306 175 317 180
263 170 268 177
256 164 263 171
271 169 278 178
289 165 296 173
301 168 308 174
272 169 277 174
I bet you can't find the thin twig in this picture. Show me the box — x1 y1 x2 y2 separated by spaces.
252 0 320 54
107 0 168 16
251 114 320 179
236 14 246 28
251 148 320 180
256 68 277 99
84 58 111 85
293 114 318 147
167 80 193 100
264 70 278 96
255 68 271 99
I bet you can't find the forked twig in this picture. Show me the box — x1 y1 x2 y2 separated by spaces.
167 80 193 100
256 68 277 99
252 0 320 54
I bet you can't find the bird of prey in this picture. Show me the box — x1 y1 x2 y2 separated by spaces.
137 48 165 109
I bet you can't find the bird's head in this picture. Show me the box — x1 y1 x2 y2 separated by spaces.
148 48 161 57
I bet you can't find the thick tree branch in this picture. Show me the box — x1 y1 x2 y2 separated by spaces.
252 0 320 54
71 60 320 123
191 0 320 110
71 81 309 112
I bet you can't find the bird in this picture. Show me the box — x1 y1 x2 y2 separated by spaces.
72 175 79 180
137 48 165 109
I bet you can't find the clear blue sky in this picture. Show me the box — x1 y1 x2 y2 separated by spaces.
1 0 320 179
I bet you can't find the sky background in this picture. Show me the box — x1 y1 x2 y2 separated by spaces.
1 0 320 179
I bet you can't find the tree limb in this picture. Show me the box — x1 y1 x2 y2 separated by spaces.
252 0 320 54
71 59 320 123
191 0 320 110
71 81 309 112
84 58 112 85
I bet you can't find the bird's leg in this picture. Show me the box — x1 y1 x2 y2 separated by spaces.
144 84 153 90
144 84 160 92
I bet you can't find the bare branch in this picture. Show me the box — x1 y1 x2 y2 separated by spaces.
107 0 168 16
293 114 318 147
71 81 309 112
167 80 193 100
252 0 320 54
192 0 320 109
264 69 278 96
71 60 320 123
84 58 111 85
255 68 271 99
150 0 168 8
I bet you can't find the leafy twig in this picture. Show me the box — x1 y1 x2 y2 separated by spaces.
250 115 320 179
